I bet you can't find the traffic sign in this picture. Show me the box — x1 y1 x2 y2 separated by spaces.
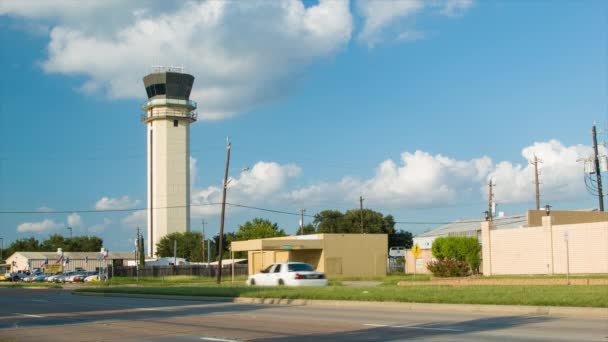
412 243 421 258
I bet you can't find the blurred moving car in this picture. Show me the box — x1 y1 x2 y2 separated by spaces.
246 262 328 286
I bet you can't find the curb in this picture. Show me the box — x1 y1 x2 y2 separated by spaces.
73 291 607 319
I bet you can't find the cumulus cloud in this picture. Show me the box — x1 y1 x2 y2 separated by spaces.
191 161 301 216
356 0 474 46
67 212 83 228
287 151 492 208
36 206 53 212
3 0 353 120
95 196 140 210
488 140 592 204
356 0 424 47
89 218 112 234
439 0 475 16
286 140 590 209
122 210 147 228
17 219 62 233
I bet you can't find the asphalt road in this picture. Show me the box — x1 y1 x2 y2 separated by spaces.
0 288 606 342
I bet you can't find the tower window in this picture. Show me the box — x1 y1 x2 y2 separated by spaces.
173 120 178 127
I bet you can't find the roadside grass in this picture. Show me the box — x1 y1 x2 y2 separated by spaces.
80 275 249 287
75 284 608 308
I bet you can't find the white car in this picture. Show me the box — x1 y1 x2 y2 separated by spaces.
246 262 328 286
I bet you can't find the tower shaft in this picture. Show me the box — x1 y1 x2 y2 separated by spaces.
142 70 197 257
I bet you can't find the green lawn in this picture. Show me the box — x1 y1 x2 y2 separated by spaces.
75 283 608 308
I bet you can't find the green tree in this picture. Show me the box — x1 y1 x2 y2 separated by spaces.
388 230 413 249
314 210 343 233
156 231 205 262
3 237 42 260
234 218 286 241
138 236 145 266
316 209 396 234
40 234 67 251
297 223 316 235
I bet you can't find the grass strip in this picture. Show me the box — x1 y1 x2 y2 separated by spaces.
75 284 608 308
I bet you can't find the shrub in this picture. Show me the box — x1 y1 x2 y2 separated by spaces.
430 236 481 276
426 258 470 277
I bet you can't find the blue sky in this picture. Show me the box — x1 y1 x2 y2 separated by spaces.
0 0 606 253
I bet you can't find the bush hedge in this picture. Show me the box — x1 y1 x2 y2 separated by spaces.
430 236 481 277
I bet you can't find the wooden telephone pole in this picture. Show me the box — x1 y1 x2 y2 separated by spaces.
532 155 541 210
359 196 364 233
488 179 495 221
217 138 231 284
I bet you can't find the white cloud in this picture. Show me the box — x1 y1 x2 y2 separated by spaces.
67 212 83 228
287 151 492 208
488 140 592 204
397 30 426 42
356 0 424 47
17 219 62 233
356 0 474 47
88 218 112 234
439 0 475 16
122 210 146 228
5 0 352 120
191 161 301 216
286 140 590 209
36 206 53 212
95 196 140 210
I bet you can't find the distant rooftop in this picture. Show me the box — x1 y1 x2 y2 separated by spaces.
416 214 526 238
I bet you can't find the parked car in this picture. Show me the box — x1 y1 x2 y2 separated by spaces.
46 273 64 282
64 272 86 283
84 273 99 282
33 273 50 282
246 262 328 287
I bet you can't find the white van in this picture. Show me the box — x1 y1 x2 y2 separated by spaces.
389 246 406 257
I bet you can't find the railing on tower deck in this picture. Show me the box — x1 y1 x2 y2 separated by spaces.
142 98 197 111
141 109 197 122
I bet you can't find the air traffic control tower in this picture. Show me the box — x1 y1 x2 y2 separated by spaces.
142 67 197 257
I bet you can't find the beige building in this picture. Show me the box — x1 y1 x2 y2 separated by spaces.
406 209 608 275
5 250 135 273
482 214 608 275
231 234 388 278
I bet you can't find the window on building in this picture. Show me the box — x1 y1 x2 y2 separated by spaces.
173 120 178 127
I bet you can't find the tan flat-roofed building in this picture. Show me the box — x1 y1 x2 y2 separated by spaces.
231 234 388 278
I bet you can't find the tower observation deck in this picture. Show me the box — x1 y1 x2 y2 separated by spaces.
142 68 197 257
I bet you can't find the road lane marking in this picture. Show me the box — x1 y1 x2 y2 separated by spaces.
392 325 464 332
14 313 43 318
200 337 241 342
363 323 464 332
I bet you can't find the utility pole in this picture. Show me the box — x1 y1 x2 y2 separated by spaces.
487 179 495 221
359 196 364 233
532 155 542 210
201 219 207 263
217 137 231 284
299 209 305 235
592 124 604 211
